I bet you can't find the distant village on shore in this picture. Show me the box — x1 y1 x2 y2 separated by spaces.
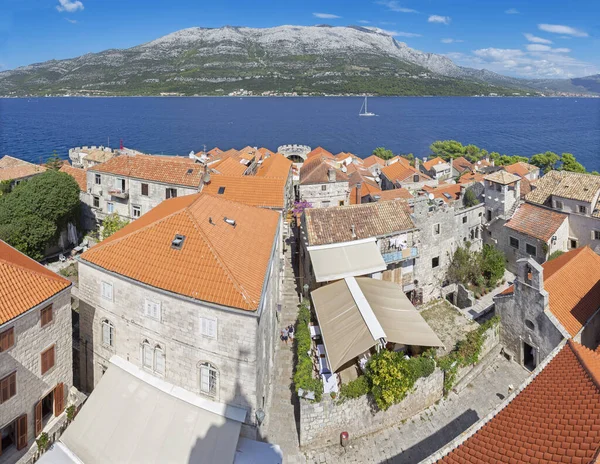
1 141 600 463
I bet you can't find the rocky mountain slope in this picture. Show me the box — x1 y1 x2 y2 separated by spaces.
0 25 594 97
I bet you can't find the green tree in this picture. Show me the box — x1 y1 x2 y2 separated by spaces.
372 147 394 160
430 140 466 160
0 170 80 260
479 244 506 287
0 180 11 196
45 150 64 170
560 153 586 173
101 213 129 240
366 350 415 411
530 151 560 174
447 244 477 285
403 153 415 166
463 188 479 208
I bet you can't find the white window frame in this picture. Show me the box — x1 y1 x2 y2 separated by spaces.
101 281 113 301
154 346 165 376
132 205 141 218
594 230 600 241
199 362 218 397
144 299 161 321
95 174 101 185
116 177 126 192
142 340 153 369
101 320 114 347
93 195 100 208
578 204 587 214
200 317 217 339
107 202 114 214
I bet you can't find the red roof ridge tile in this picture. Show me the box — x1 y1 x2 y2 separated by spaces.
569 340 600 391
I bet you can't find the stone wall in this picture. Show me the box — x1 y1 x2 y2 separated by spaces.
454 324 500 385
298 181 349 208
0 289 73 448
299 369 444 448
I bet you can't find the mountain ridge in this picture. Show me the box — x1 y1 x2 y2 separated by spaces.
1 25 597 97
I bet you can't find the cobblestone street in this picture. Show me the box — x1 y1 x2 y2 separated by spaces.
303 355 529 463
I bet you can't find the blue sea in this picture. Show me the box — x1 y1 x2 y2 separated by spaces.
1 96 599 170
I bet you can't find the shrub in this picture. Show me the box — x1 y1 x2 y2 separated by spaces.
66 404 76 422
292 302 323 402
548 250 564 261
463 189 479 207
339 375 370 401
36 432 49 452
101 213 129 240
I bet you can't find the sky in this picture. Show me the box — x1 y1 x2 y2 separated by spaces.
1 0 599 79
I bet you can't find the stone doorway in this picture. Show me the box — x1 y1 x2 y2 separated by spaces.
522 341 537 371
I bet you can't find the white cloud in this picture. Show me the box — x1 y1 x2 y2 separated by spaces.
56 0 83 12
538 24 588 37
380 21 396 25
505 8 519 14
313 13 341 19
358 20 370 24
366 27 421 38
441 38 463 44
428 15 451 25
65 18 77 23
376 1 417 13
524 33 552 44
460 46 598 78
526 44 570 53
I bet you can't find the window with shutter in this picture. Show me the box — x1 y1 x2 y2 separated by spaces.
142 341 153 369
41 345 55 375
0 372 16 403
35 401 42 436
16 414 27 450
141 183 149 196
0 327 14 352
199 362 218 397
101 281 113 301
54 383 64 416
144 299 161 321
101 320 114 346
154 347 165 375
41 305 53 327
200 318 217 339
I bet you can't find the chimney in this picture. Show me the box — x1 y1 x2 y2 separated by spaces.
356 183 362 204
415 158 420 171
351 225 357 239
328 168 336 183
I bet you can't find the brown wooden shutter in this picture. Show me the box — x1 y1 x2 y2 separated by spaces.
35 401 42 436
0 376 7 403
41 345 55 375
54 383 64 416
0 327 14 352
8 372 16 399
41 305 53 327
17 414 27 450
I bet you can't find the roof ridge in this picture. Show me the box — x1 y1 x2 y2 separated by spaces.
569 340 600 391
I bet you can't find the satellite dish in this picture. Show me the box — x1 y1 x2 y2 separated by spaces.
428 193 435 201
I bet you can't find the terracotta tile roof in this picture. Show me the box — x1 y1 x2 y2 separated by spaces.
349 177 382 204
305 200 415 246
504 161 539 178
484 170 521 185
0 240 71 325
451 156 473 173
501 246 600 337
59 164 87 191
207 147 223 156
211 156 249 177
381 161 430 184
505 203 568 242
457 171 485 184
300 156 348 185
255 153 292 179
436 340 600 464
423 157 449 171
306 147 334 159
257 147 276 160
202 175 286 209
526 170 600 206
84 150 116 163
473 158 492 170
90 154 204 187
80 193 279 311
377 188 413 201
386 156 408 166
422 183 462 204
334 152 361 164
0 155 47 181
519 176 532 198
362 155 385 168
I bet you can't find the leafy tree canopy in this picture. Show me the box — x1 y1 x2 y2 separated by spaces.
101 213 129 240
372 147 394 160
45 151 64 170
560 152 586 173
463 188 479 208
530 151 560 174
0 170 80 260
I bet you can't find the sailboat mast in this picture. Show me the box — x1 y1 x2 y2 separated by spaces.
365 96 368 113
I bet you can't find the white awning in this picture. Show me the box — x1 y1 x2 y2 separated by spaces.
308 239 387 282
59 356 245 464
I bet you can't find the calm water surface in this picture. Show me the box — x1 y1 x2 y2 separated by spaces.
1 96 599 169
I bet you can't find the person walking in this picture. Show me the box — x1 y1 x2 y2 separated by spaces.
281 327 289 346
288 324 295 343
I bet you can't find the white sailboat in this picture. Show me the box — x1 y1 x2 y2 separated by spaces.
359 96 376 117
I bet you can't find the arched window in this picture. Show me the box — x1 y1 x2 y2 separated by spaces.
101 320 114 347
142 340 153 369
154 345 165 376
199 362 218 397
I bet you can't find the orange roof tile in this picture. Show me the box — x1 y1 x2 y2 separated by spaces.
484 170 521 185
300 156 348 185
211 156 249 177
362 155 385 168
422 183 462 203
91 154 204 187
0 155 47 181
501 247 600 337
377 188 413 201
504 161 539 178
381 161 430 184
457 171 485 184
0 240 71 325
59 164 87 191
257 147 276 160
423 157 448 171
306 147 334 159
451 156 473 173
80 193 279 311
255 153 292 179
202 175 286 209
505 203 567 242
436 340 600 463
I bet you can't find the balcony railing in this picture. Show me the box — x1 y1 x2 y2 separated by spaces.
108 189 129 199
381 247 418 264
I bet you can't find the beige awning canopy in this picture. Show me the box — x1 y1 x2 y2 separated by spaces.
311 277 444 373
308 239 387 283
59 357 246 464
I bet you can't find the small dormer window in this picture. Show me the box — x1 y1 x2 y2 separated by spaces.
218 186 226 194
171 234 185 250
413 175 419 182
186 169 194 175
578 205 587 214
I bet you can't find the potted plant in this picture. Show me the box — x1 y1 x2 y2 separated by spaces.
36 432 49 453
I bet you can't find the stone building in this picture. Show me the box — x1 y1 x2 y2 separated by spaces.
298 155 349 208
69 146 119 169
421 157 452 181
85 153 205 224
380 158 436 191
0 155 47 190
77 193 283 438
483 170 521 223
503 161 540 181
494 246 600 371
450 156 473 178
0 240 73 460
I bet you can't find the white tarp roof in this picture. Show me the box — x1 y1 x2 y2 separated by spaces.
311 277 444 372
308 238 387 282
59 357 245 464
